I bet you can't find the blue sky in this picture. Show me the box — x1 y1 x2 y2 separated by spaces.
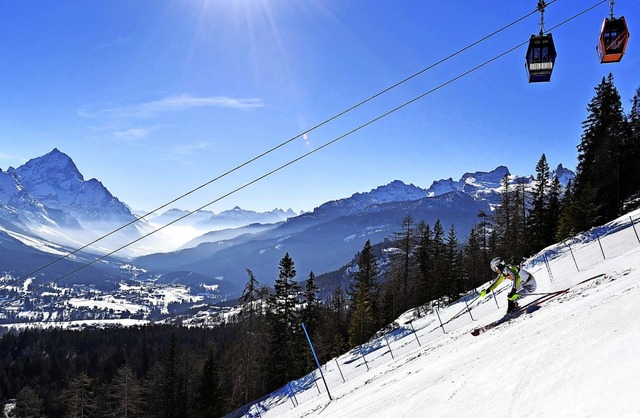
1 0 638 214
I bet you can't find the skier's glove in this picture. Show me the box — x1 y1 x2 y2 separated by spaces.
508 293 521 301
479 290 488 298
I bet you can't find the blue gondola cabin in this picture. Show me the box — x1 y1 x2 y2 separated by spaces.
526 33 557 83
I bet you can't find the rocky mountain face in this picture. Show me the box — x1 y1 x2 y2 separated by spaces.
1 149 158 256
7 148 134 225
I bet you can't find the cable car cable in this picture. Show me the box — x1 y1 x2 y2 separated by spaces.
0 3 557 291
7 0 611 301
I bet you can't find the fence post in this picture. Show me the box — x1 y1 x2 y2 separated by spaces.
383 334 395 359
463 296 475 321
360 346 370 371
543 253 554 283
596 235 606 260
335 358 346 383
631 216 640 244
301 323 332 401
565 241 580 272
408 321 422 347
434 307 446 334
313 371 321 395
252 402 263 418
287 383 298 407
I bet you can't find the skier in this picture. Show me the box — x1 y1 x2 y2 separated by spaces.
479 257 537 314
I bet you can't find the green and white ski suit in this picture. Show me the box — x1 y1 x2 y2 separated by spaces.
487 264 537 311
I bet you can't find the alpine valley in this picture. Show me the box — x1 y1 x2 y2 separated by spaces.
0 149 574 329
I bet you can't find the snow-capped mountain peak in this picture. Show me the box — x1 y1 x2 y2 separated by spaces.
9 148 85 195
460 165 510 189
320 180 428 213
552 163 574 185
364 180 428 203
426 166 511 198
8 148 133 224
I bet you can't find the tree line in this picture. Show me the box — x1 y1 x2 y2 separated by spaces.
1 75 638 417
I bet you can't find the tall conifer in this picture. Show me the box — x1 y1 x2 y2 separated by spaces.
574 74 626 227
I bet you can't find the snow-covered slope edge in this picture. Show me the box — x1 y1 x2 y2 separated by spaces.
255 208 640 417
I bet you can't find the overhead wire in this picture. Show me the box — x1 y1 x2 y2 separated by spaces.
2 0 607 299
0 2 549 292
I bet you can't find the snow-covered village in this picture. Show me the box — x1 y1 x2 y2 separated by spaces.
1 1 639 417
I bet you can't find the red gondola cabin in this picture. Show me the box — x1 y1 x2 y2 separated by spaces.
597 16 630 63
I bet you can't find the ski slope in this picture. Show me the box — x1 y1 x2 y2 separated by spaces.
254 209 640 418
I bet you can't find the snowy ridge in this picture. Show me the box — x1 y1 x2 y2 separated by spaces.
246 208 640 417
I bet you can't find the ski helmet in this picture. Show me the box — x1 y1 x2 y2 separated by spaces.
490 257 504 273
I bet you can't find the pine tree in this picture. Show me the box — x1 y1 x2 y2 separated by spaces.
546 175 562 246
107 366 145 418
14 385 44 418
266 253 304 390
239 269 262 323
557 179 580 240
623 87 640 209
528 154 550 252
63 372 97 418
493 173 529 263
316 286 349 360
229 269 270 406
384 215 418 320
300 271 322 373
416 221 435 308
574 74 627 227
348 287 376 347
493 174 514 261
348 240 380 347
463 226 485 289
193 349 223 418
512 177 528 259
476 210 492 275
159 334 186 418
300 271 321 338
431 220 446 306
442 224 464 299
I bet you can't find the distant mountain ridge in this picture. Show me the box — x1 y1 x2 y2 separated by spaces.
135 163 574 297
0 149 575 300
146 206 297 231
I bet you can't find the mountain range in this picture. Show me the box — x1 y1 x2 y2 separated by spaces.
0 149 574 300
134 165 573 296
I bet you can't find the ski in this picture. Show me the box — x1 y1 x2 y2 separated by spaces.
470 309 523 336
471 274 607 337
470 295 554 336
471 304 543 336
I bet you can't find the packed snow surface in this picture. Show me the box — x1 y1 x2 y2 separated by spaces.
254 209 640 418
